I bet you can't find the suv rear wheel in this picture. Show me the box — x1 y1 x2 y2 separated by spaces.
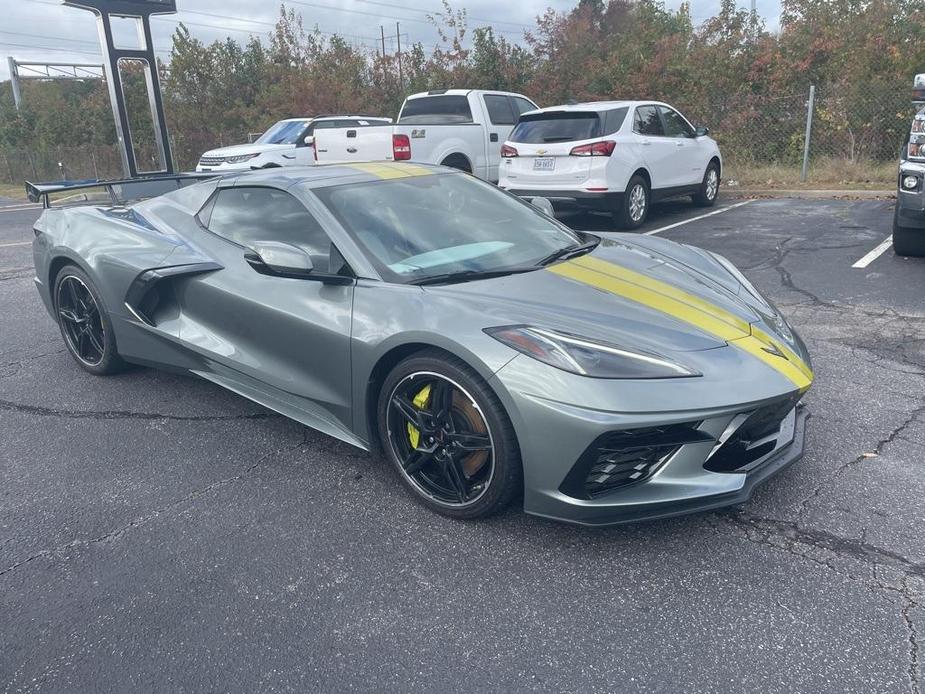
614 175 649 229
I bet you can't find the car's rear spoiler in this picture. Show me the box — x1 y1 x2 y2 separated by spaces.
25 173 219 208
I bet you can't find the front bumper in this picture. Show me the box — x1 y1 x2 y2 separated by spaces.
897 165 925 229
503 188 622 212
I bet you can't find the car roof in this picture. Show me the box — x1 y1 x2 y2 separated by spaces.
520 100 669 117
215 162 452 191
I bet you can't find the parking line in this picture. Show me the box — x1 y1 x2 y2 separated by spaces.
0 241 32 248
0 205 41 214
851 235 893 269
643 199 754 236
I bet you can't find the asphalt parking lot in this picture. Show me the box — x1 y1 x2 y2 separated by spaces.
1 193 923 693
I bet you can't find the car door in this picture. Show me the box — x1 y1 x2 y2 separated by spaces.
632 105 677 190
659 105 703 187
176 183 356 435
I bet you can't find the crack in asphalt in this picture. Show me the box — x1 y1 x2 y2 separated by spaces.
0 397 278 422
902 587 922 694
795 402 925 520
0 439 306 580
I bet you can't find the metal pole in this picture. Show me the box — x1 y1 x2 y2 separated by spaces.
8 57 22 110
800 84 815 183
396 22 403 91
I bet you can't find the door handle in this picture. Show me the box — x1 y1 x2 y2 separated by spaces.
641 140 652 146
346 147 358 153
490 133 499 142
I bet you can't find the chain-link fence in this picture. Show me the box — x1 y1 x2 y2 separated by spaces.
1 87 912 189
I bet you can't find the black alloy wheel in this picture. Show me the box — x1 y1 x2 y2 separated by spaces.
54 265 125 375
378 351 522 519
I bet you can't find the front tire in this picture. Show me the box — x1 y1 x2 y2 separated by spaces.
614 174 650 229
53 264 125 375
692 161 720 207
893 206 925 257
377 350 522 520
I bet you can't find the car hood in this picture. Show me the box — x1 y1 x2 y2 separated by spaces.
424 234 793 357
200 143 294 158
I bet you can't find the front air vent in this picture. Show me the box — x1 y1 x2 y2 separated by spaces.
560 423 714 499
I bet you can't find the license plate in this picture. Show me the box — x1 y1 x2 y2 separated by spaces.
533 157 555 171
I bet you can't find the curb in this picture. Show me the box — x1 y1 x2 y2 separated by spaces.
724 188 894 200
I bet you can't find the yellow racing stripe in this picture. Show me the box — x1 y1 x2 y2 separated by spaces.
548 258 813 390
346 162 433 179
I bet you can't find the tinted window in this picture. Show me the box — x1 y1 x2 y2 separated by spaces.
513 96 538 116
660 106 694 138
634 106 664 136
313 174 580 284
484 95 516 125
603 107 629 135
206 187 332 271
255 120 310 145
509 112 601 144
398 95 473 124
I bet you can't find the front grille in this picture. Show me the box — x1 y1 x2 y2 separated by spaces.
560 423 713 499
704 395 800 473
198 156 225 166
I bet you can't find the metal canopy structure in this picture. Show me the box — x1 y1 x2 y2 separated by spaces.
62 0 178 177
7 59 105 110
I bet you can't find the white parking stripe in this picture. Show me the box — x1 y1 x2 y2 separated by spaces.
0 241 32 248
0 206 41 214
851 236 893 269
643 199 754 236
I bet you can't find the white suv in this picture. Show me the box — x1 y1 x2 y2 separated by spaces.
498 101 722 228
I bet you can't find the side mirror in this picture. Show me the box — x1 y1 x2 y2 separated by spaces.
530 197 555 217
244 241 354 285
302 135 314 147
695 126 710 138
245 241 314 278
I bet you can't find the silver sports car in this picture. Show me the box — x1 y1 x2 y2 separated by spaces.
28 163 813 525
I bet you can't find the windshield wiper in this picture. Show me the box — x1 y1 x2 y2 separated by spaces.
534 237 600 267
409 266 537 286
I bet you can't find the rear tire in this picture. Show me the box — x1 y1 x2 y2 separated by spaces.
893 207 925 257
377 350 522 520
53 264 125 376
613 175 650 229
693 161 720 207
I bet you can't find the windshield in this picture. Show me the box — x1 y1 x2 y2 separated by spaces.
313 173 582 284
255 120 310 145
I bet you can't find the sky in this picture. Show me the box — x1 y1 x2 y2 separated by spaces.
0 0 782 82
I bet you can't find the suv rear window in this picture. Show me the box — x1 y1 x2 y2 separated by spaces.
509 112 601 144
398 96 473 124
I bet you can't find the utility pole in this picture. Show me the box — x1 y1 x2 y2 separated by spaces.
396 21 403 92
380 26 386 59
7 57 22 110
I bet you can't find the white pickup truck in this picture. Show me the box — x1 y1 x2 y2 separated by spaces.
312 89 539 182
196 115 391 172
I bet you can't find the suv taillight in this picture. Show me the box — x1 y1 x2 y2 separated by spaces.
501 144 518 157
569 140 616 157
393 134 412 160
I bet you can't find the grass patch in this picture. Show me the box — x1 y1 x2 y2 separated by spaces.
724 158 896 190
0 183 27 200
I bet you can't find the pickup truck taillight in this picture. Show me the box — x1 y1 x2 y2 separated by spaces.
393 134 412 161
500 144 518 157
569 141 616 157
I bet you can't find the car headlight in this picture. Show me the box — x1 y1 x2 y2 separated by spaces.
226 153 260 164
902 174 921 191
484 326 699 379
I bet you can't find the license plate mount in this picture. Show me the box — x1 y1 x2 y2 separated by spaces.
533 157 555 171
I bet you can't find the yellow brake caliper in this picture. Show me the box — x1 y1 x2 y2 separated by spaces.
407 384 432 449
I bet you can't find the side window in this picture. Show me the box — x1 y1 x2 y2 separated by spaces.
603 107 629 135
312 121 338 130
484 95 516 125
513 96 538 116
634 106 664 136
205 187 332 272
659 106 694 138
